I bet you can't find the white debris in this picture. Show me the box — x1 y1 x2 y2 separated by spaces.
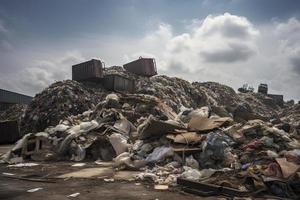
109 133 129 155
27 188 43 193
8 163 39 167
154 185 169 190
71 163 86 167
104 178 114 182
68 192 80 198
2 172 15 176
54 124 70 132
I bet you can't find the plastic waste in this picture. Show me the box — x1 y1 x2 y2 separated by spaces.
145 146 174 163
68 192 80 197
109 133 130 155
27 188 43 193
181 166 216 181
267 150 279 158
185 155 199 169
71 145 86 162
199 131 234 168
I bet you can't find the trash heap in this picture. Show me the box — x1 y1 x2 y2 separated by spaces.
2 94 300 198
1 66 300 199
20 80 106 134
105 66 210 113
104 67 282 121
0 104 26 121
238 92 280 120
280 103 300 129
16 67 287 136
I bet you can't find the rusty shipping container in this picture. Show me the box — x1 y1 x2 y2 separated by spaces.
72 59 104 81
0 120 21 144
103 74 135 93
123 57 157 77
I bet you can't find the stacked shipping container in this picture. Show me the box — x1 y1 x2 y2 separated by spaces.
123 57 157 77
103 74 135 93
72 59 104 81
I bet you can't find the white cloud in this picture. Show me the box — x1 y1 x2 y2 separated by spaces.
0 19 8 34
127 13 260 75
1 13 300 100
0 40 13 51
0 51 85 95
126 13 260 77
194 13 259 39
125 13 299 100
0 19 12 51
195 13 259 63
274 17 300 75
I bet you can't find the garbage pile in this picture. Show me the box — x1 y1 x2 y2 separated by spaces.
238 92 280 121
104 66 209 112
280 103 300 129
15 67 288 136
20 80 106 134
1 66 300 199
104 67 282 121
136 76 209 113
2 93 300 198
0 104 26 121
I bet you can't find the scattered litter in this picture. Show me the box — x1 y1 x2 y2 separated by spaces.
8 163 39 167
27 188 43 193
2 172 15 176
145 146 174 163
58 168 114 179
94 161 114 167
154 185 169 190
276 158 299 178
71 163 86 167
104 178 114 182
68 192 80 198
188 116 232 131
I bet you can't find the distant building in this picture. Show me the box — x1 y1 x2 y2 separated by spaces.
0 89 33 111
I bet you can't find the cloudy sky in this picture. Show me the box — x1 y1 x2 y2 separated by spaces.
0 0 300 100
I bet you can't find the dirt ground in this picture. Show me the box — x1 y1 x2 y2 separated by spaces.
0 145 214 200
0 176 209 200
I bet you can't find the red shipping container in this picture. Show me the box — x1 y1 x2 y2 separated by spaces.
123 57 157 77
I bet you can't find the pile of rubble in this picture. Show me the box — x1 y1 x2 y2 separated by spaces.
238 92 280 121
1 66 299 199
280 103 300 128
20 80 106 134
106 67 282 121
17 67 288 135
0 104 26 121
